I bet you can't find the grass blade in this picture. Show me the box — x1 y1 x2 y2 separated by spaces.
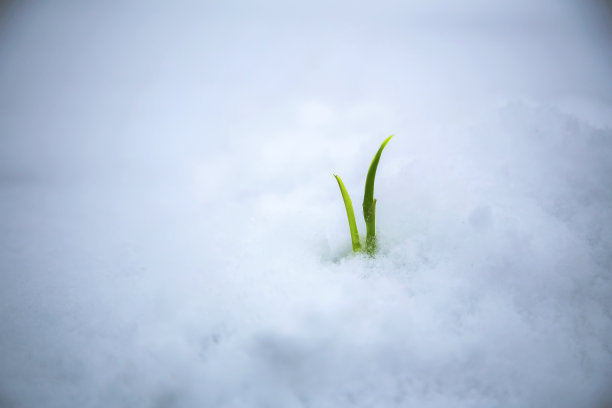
363 135 393 254
334 174 361 252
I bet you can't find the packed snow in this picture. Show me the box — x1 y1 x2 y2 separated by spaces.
1 1 611 407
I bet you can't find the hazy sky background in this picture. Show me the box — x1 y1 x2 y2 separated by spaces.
1 0 611 187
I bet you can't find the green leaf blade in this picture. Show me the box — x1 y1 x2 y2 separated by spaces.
334 174 361 252
362 135 393 255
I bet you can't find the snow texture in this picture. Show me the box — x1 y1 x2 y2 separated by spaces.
1 1 611 407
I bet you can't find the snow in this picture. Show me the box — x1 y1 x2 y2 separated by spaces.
1 1 611 407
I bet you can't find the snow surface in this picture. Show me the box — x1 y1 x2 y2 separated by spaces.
1 1 612 407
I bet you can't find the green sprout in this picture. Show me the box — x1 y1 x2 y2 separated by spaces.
334 135 393 256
